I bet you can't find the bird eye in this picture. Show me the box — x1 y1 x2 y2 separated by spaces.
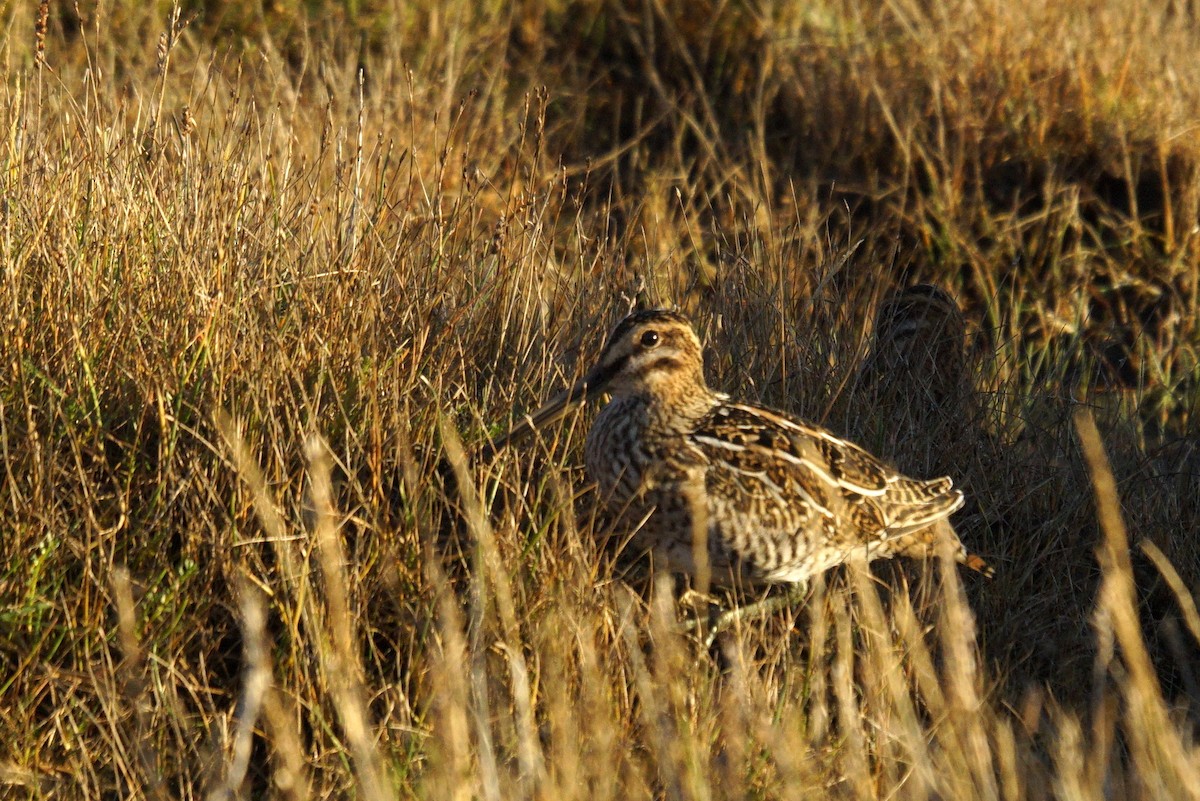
640 330 660 348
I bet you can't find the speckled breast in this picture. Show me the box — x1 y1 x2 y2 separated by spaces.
584 397 653 513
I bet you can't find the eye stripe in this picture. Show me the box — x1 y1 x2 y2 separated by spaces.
596 354 629 383
639 354 685 374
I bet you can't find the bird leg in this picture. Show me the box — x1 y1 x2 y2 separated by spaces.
682 582 810 649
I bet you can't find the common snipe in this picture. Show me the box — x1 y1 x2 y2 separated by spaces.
858 284 970 412
853 284 981 478
496 308 991 594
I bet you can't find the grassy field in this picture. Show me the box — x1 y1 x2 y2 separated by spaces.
3 0 1200 798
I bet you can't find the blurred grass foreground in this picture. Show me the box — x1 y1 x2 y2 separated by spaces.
2 1 1200 798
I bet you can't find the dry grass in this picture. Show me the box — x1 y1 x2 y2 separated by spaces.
2 0 1200 798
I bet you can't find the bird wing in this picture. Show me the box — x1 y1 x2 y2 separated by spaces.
690 403 963 540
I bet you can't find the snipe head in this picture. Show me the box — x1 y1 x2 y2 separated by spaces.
496 309 714 446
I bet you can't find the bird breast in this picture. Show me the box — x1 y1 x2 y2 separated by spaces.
585 397 654 507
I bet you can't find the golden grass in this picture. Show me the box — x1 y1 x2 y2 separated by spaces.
2 0 1199 797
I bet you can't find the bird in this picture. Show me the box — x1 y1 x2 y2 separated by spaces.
492 308 992 600
857 283 971 414
851 284 985 480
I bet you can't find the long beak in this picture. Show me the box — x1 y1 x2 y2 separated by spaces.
483 364 611 457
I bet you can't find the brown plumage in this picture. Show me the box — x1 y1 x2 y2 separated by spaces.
858 283 970 412
495 308 991 588
851 283 986 481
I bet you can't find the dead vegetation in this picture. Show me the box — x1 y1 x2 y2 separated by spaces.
1 0 1199 798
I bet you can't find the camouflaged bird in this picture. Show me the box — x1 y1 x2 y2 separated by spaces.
853 283 982 478
495 308 991 588
858 283 971 412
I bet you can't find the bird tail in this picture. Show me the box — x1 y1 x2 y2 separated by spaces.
888 485 994 578
888 480 964 535
959 551 995 577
